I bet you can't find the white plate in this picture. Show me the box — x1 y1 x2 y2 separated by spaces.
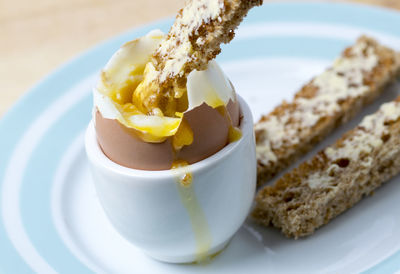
1 2 400 273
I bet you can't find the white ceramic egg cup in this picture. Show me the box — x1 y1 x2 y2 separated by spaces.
85 95 256 263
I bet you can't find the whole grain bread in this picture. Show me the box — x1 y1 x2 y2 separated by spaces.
252 97 400 238
134 0 263 115
255 36 400 186
154 0 263 86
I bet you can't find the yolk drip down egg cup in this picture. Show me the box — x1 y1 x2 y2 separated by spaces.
85 30 256 263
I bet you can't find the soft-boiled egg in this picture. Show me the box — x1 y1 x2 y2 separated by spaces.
94 30 241 170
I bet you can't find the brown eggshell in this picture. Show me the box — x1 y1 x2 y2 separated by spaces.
227 81 240 127
177 103 230 164
227 97 240 127
95 110 173 170
95 98 240 170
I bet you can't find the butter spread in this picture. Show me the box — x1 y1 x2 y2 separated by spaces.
256 40 380 166
306 172 334 189
156 0 224 82
326 100 400 162
306 100 400 189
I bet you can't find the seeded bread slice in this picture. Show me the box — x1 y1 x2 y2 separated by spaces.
252 97 400 238
255 36 400 186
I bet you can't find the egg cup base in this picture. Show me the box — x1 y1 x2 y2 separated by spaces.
145 238 231 264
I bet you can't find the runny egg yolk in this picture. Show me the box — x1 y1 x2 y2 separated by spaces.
104 55 240 150
171 160 212 262
171 160 193 186
109 65 145 106
228 126 242 143
172 118 194 150
106 62 192 144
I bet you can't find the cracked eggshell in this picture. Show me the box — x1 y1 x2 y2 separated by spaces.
94 29 240 170
176 99 240 164
95 98 240 171
95 110 174 170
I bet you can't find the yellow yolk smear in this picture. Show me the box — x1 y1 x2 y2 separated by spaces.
172 118 194 150
215 104 242 144
228 126 242 143
172 160 212 263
